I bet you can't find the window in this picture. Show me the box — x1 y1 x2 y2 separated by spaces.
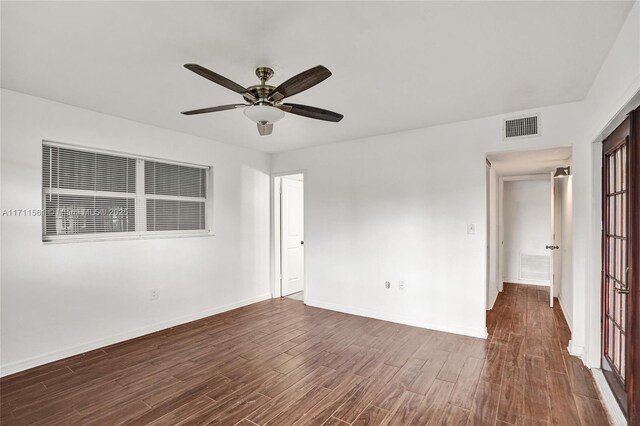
42 142 211 242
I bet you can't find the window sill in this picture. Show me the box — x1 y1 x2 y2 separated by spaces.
42 231 215 244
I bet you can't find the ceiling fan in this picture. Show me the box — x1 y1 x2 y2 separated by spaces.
181 64 343 136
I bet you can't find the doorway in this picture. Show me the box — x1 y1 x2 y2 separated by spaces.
486 147 573 316
273 173 305 300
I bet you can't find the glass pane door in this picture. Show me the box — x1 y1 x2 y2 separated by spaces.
602 117 631 414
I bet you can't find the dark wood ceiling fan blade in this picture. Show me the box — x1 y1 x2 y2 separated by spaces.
181 104 248 115
279 103 343 122
268 66 332 102
184 64 256 101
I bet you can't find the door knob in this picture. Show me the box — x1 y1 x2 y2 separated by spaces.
616 287 630 295
546 245 559 250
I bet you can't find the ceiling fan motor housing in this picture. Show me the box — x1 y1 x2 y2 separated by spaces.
245 85 275 105
246 67 277 104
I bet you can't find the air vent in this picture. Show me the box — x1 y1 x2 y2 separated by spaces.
503 114 540 140
520 253 550 282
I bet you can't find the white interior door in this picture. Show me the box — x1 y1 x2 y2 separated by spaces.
552 178 563 300
281 177 304 296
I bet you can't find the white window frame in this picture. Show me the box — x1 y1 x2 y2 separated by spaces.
42 140 214 243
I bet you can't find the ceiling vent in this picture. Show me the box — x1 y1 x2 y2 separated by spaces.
503 114 540 140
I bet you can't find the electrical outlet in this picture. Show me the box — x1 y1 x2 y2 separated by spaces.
385 281 391 289
399 280 405 290
150 288 159 301
467 223 476 234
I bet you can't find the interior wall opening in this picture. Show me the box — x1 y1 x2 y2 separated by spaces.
486 147 573 327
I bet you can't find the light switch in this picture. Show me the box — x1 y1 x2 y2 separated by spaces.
467 223 476 234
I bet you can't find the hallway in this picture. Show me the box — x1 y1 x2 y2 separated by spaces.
487 283 609 425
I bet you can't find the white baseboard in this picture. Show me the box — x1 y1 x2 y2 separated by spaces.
503 277 550 286
0 293 271 377
591 368 627 425
558 296 572 331
568 340 585 357
487 288 499 310
305 298 488 339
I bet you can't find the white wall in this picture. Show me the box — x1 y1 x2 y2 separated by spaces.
0 89 272 375
502 179 551 285
272 102 581 339
583 2 640 143
575 1 640 366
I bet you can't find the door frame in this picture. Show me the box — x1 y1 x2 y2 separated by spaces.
271 170 306 301
486 160 492 310
631 107 640 426
601 117 634 416
583 91 640 426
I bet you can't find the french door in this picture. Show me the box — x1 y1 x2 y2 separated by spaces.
602 109 639 419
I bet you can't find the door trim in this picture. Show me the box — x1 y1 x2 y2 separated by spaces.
630 108 640 423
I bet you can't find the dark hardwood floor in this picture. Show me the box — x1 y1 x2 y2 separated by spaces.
1 283 610 425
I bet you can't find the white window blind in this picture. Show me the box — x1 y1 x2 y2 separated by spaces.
42 142 210 241
42 145 137 237
144 161 207 231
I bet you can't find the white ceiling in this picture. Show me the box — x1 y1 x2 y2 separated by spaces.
1 1 634 154
487 147 572 176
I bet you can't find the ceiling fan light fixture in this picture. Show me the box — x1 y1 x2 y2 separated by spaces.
243 105 284 124
554 166 570 178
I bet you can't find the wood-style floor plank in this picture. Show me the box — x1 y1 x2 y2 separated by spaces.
574 395 610 426
0 284 610 425
380 390 423 425
352 404 389 425
448 356 483 410
440 404 470 425
408 379 454 425
467 379 501 426
546 372 581 426
497 363 524 424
